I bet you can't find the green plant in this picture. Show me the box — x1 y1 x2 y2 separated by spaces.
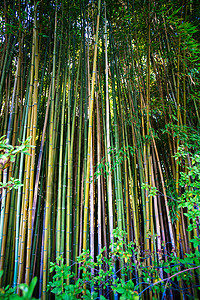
0 136 33 170
47 256 83 299
48 229 139 299
0 177 23 191
112 280 139 300
49 216 200 300
141 183 158 197
0 136 33 192
178 151 200 234
0 271 38 299
141 142 200 298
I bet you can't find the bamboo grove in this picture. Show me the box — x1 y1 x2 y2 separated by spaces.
0 0 200 298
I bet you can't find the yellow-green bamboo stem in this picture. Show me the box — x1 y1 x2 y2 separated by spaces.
83 0 101 251
66 67 72 270
25 5 39 283
42 1 57 296
105 2 114 245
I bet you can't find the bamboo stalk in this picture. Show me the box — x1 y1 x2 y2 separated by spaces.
83 0 101 251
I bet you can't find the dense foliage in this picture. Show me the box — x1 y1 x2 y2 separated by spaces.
0 0 200 298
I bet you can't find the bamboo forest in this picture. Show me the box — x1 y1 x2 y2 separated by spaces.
0 0 200 299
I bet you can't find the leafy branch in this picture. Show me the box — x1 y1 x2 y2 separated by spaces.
0 136 34 191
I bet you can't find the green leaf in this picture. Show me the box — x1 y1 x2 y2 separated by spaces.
100 296 107 300
26 277 37 298
164 268 171 273
19 283 29 296
115 287 125 294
